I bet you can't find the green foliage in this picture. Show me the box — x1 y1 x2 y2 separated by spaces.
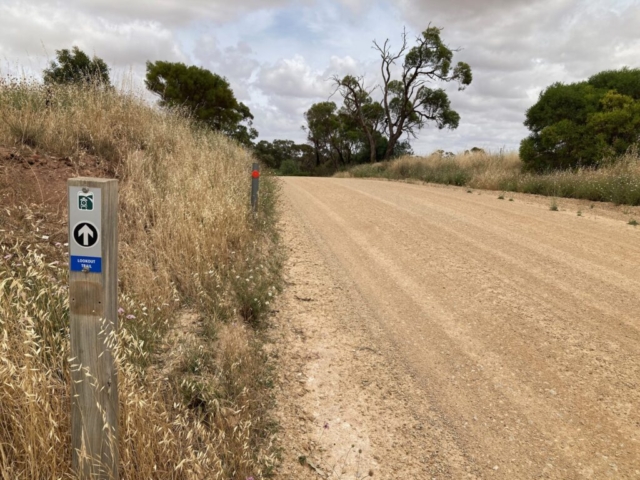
304 101 341 166
303 100 375 168
43 46 110 86
278 158 302 176
253 139 314 173
373 26 471 159
333 76 386 163
464 147 485 155
588 67 640 99
257 25 468 175
331 26 471 162
590 92 640 154
298 99 412 174
376 136 413 159
520 68 640 172
145 61 257 146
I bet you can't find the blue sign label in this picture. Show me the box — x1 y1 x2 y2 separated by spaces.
70 256 102 273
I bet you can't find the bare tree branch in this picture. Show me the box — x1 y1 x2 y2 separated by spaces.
370 25 472 159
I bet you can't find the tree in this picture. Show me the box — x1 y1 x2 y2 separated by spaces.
304 102 339 167
303 101 365 168
333 26 472 161
390 138 414 158
331 77 385 163
254 140 279 170
588 67 640 99
302 100 409 170
589 91 640 156
253 139 315 174
520 68 640 171
43 46 110 86
145 61 257 146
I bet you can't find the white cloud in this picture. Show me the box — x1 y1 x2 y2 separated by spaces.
194 36 259 85
258 55 333 99
0 1 184 74
42 0 307 24
1 0 638 154
390 0 640 152
31 0 369 25
249 54 370 142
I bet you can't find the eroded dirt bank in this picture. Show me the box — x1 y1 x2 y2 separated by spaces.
273 177 640 479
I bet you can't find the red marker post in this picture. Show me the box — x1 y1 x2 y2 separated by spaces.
251 163 260 213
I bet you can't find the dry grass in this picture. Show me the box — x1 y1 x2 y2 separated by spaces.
343 148 640 206
0 78 282 478
337 150 521 186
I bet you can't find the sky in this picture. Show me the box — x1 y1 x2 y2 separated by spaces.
1 0 638 154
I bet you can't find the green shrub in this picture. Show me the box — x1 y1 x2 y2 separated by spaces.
520 68 640 172
278 158 302 176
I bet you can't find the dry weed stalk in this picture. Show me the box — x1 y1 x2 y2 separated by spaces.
346 147 640 205
0 78 281 478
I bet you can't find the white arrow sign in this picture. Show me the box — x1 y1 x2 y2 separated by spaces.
78 225 94 245
73 222 99 248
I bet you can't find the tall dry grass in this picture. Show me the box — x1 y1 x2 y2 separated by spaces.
344 148 640 206
0 79 281 478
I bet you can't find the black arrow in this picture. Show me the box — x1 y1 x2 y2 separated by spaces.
73 223 98 248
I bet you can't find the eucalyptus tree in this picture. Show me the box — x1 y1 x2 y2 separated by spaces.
334 26 472 161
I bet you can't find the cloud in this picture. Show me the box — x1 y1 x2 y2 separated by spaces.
45 0 307 25
389 0 640 152
326 55 361 77
0 1 184 73
2 0 639 154
397 0 572 24
35 0 371 26
258 55 334 99
194 36 259 84
249 54 368 142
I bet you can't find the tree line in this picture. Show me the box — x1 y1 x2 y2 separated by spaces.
258 27 472 174
43 33 639 175
43 47 258 147
41 27 472 175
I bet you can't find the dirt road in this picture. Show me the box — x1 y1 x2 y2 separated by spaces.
273 177 640 479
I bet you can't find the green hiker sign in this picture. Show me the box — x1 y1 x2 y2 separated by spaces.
78 191 94 211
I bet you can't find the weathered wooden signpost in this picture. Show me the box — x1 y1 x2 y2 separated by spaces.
68 178 119 479
251 162 260 213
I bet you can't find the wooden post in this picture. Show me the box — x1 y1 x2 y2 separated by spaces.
68 178 119 479
251 163 260 213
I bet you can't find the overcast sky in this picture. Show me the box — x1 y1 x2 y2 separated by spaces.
1 0 638 154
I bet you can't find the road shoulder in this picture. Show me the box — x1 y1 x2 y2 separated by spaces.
271 186 474 479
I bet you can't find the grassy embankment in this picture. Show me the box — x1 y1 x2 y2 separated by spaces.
341 149 640 206
0 79 282 479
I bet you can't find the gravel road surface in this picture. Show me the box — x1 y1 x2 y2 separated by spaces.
274 177 640 479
